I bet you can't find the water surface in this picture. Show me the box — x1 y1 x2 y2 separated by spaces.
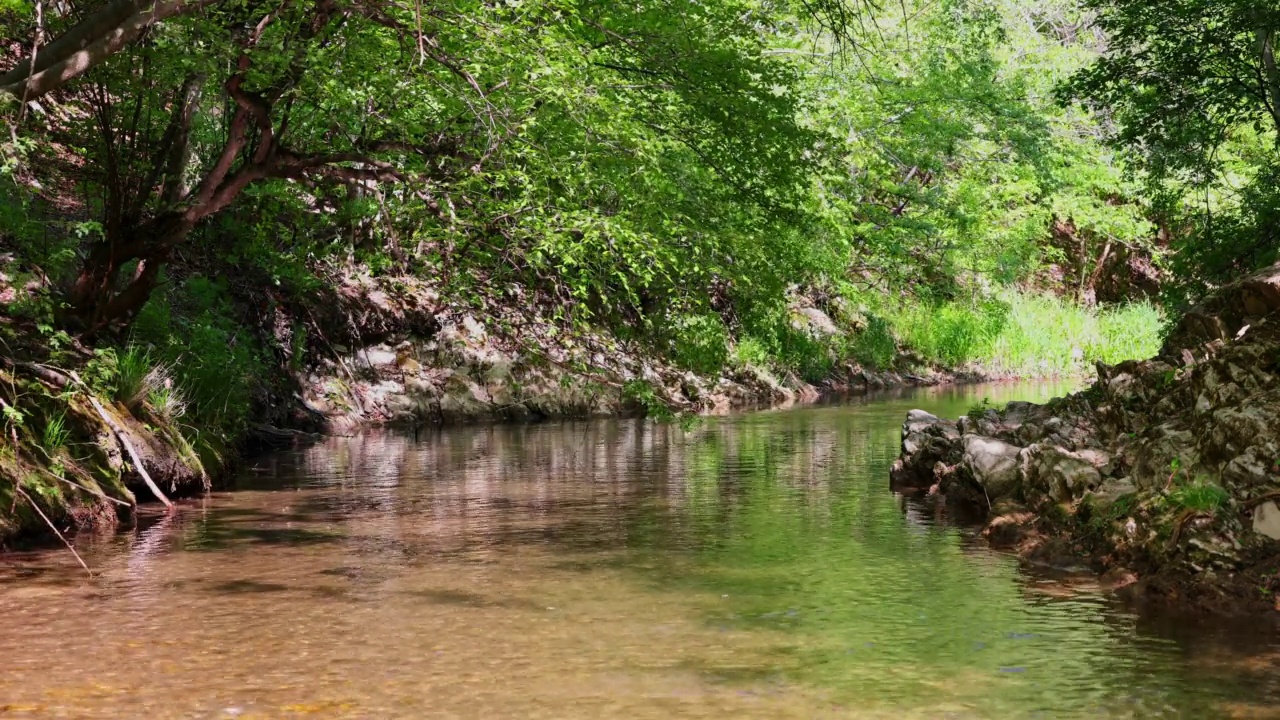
3 381 1280 719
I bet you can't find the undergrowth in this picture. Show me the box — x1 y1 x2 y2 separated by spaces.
690 288 1163 383
130 275 268 469
887 291 1164 376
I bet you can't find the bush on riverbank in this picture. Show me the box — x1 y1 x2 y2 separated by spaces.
0 318 209 543
887 292 1165 376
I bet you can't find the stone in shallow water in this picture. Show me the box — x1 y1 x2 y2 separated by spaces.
1252 501 1280 541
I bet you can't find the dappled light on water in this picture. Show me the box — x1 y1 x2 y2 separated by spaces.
2 381 1279 718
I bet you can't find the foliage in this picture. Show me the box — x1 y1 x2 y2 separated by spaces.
622 380 676 422
729 337 773 370
888 291 1163 375
131 276 266 448
668 313 731 376
1064 0 1280 297
849 316 897 371
967 398 995 422
804 0 1154 298
0 0 1208 450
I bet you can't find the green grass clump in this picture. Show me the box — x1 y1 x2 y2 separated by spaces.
1167 479 1230 513
690 288 1162 383
114 345 157 408
40 413 70 455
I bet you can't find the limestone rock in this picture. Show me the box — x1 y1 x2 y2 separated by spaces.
891 410 962 490
793 306 842 338
961 435 1023 500
354 347 398 369
1020 444 1102 504
1253 501 1280 541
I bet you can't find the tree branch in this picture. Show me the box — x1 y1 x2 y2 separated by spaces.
1 0 223 100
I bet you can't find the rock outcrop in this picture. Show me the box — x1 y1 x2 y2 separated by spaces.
293 279 971 431
893 262 1280 613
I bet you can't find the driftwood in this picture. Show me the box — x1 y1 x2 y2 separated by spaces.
88 396 173 510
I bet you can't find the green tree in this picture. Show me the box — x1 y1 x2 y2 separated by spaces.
0 0 854 333
1063 0 1280 291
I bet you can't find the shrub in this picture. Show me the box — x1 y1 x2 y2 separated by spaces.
130 275 268 465
668 312 731 375
730 336 772 369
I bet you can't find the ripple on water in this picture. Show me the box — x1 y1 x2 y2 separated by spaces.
2 381 1279 718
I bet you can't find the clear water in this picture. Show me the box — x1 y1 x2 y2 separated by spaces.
2 381 1279 719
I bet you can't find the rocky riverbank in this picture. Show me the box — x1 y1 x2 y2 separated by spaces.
892 263 1280 614
288 276 972 434
1 272 967 547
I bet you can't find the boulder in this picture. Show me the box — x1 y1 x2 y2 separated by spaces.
1020 444 1102 504
793 306 842 338
960 435 1023 500
891 410 962 490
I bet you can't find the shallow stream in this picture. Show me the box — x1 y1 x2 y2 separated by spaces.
2 381 1279 718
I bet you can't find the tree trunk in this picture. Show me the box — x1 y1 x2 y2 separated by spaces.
1260 28 1280 140
0 0 222 100
65 212 191 333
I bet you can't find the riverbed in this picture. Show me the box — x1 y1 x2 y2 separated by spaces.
2 382 1278 718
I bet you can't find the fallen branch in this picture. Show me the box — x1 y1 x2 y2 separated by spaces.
88 396 173 510
1165 509 1209 551
1244 491 1280 510
16 486 92 576
38 466 133 508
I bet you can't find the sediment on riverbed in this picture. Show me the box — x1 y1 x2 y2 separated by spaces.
892 262 1280 614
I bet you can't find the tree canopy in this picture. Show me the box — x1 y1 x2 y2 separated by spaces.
1064 0 1280 289
0 0 1272 368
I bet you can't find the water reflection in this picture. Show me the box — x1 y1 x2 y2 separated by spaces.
2 381 1279 718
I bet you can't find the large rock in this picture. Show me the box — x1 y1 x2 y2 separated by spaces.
1160 262 1280 359
793 306 842 338
890 262 1280 610
1020 444 1103 504
960 435 1023 500
891 410 961 490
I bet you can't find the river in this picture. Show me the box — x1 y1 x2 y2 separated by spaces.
2 381 1279 719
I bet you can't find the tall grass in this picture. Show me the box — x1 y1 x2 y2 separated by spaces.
114 345 155 408
890 291 1164 376
130 276 268 470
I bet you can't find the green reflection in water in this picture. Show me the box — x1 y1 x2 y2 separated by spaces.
4 380 1277 719
624 382 1266 718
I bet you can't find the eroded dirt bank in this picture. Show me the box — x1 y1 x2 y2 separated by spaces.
893 263 1280 614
